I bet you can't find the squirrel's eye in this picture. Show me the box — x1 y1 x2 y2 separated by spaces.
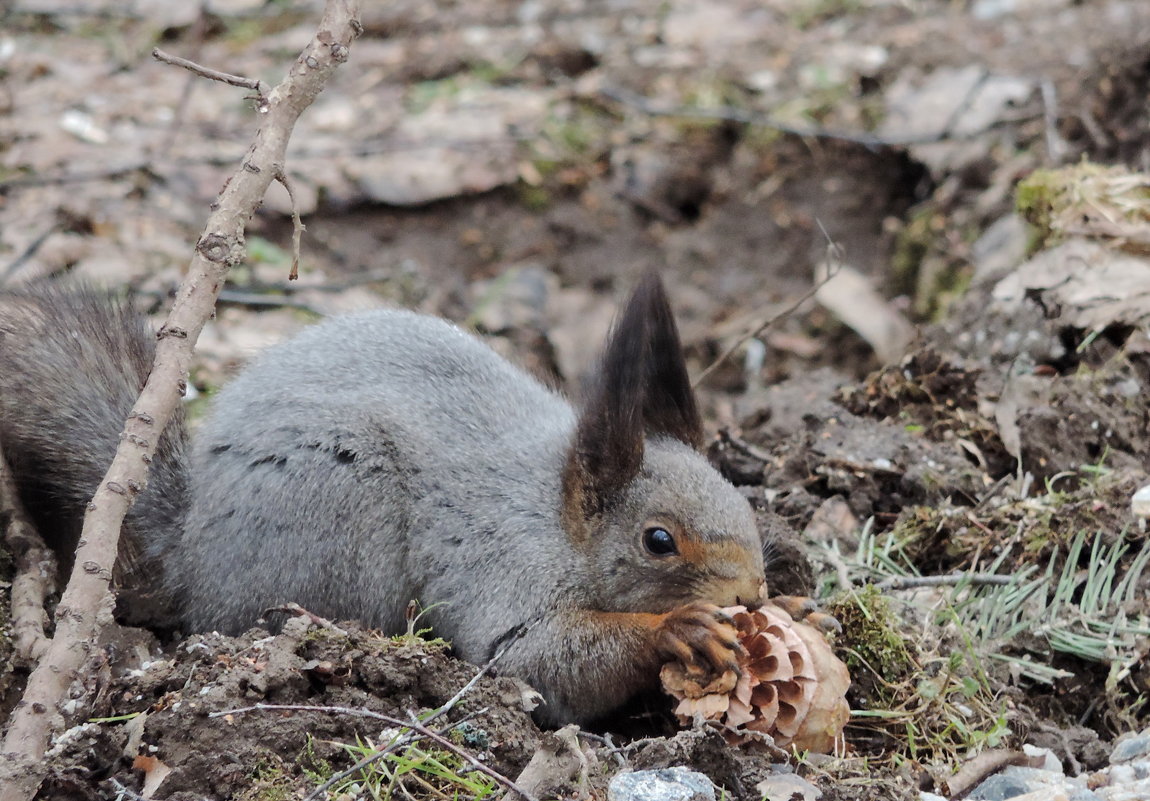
643 527 678 556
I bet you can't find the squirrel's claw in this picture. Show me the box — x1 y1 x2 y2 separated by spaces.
656 601 744 678
769 595 843 635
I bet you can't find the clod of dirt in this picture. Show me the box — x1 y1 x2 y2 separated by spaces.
41 618 541 800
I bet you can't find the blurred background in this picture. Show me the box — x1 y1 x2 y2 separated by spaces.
3 0 1147 404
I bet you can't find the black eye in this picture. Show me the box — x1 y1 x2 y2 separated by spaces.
643 527 678 556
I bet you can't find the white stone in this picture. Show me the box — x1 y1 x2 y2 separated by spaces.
1131 485 1150 519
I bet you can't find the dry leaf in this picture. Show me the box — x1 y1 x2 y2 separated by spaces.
815 262 914 364
133 754 172 799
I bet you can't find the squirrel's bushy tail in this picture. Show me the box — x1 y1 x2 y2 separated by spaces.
0 284 188 624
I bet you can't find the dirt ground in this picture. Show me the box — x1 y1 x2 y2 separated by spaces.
2 0 1150 799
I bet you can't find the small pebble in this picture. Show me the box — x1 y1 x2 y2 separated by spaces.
1129 485 1150 519
756 773 821 801
1110 732 1150 764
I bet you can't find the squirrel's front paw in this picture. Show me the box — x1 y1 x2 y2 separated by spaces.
655 602 744 678
769 595 843 635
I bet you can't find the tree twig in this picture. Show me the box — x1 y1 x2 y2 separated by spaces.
876 573 1015 591
274 166 306 280
152 3 213 162
152 47 268 99
0 4 362 799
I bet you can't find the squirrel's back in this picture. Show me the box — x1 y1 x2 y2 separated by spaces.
171 310 580 640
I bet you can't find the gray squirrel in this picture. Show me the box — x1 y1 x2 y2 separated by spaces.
0 274 767 725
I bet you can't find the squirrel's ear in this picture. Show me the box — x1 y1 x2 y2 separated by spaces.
562 279 647 529
562 273 704 532
635 272 704 450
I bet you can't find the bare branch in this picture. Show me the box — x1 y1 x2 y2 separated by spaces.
0 3 362 799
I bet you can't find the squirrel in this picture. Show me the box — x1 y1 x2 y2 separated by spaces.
0 274 768 725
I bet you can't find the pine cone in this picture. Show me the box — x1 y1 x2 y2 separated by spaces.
660 603 850 752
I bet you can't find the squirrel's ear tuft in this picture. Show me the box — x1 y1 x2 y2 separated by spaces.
562 272 704 534
563 283 648 528
562 277 648 530
634 272 703 450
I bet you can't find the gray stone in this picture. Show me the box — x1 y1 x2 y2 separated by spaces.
608 767 717 801
1110 732 1150 764
881 66 1035 175
966 771 1037 800
971 214 1029 283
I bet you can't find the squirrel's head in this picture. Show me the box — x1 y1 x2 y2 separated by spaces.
561 272 766 612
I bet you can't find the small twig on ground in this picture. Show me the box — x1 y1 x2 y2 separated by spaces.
263 602 347 634
152 47 268 99
137 287 325 313
106 778 149 801
820 547 855 593
693 227 843 388
576 732 627 768
0 4 362 799
425 620 526 726
692 280 826 387
944 749 1031 798
1040 79 1068 162
599 84 1041 149
717 429 775 465
302 714 459 801
876 573 1015 591
216 289 324 312
0 438 56 663
217 703 539 801
1 225 59 282
0 161 154 191
972 474 1012 511
0 135 530 193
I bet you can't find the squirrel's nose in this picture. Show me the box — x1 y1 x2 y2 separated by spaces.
736 578 767 610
